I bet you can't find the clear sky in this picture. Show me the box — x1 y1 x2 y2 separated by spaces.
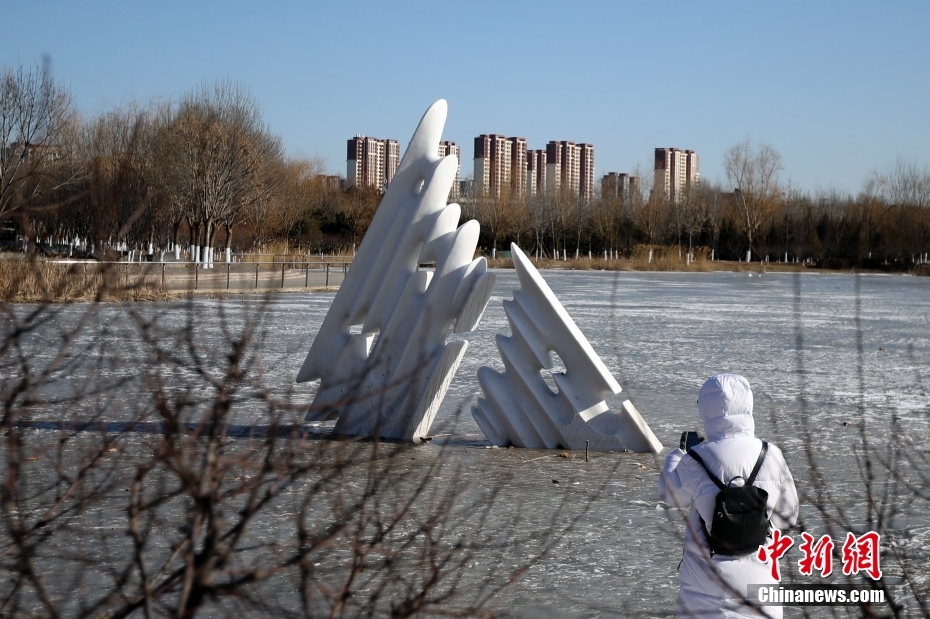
5 1 929 194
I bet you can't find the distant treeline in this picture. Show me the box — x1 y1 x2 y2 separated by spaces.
3 63 928 266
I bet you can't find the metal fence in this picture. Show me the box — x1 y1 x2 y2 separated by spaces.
29 260 352 293
159 261 350 291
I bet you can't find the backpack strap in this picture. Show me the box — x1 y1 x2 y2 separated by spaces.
688 441 768 488
686 448 726 491
746 441 768 485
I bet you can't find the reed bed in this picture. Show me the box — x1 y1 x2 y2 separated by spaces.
479 245 904 274
238 241 355 264
486 245 722 272
0 258 168 303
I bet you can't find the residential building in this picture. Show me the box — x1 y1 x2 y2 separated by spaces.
601 173 638 200
319 175 345 191
527 149 546 196
654 148 699 203
474 134 528 197
510 137 527 199
472 136 593 199
346 135 400 192
438 140 461 200
459 178 475 200
474 134 508 197
385 139 400 187
579 143 595 202
546 141 593 198
545 141 565 193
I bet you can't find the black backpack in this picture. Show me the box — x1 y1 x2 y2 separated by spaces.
687 442 770 556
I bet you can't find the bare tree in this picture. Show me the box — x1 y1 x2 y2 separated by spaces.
631 167 664 245
474 189 516 254
273 157 326 252
724 137 783 259
815 187 857 258
0 62 76 224
591 190 620 256
78 102 171 251
875 157 930 209
338 184 381 246
679 184 706 260
163 80 284 260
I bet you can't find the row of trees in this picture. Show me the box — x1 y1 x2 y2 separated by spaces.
465 140 930 265
2 64 381 258
3 62 929 264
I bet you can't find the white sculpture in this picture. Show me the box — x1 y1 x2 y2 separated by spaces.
297 100 495 442
472 243 662 453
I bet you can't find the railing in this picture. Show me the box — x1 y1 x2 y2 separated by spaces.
38 259 352 293
168 260 351 291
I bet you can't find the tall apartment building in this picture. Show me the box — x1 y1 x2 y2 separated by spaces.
578 143 595 202
545 141 569 193
527 149 547 196
654 148 699 203
545 141 594 199
601 172 638 199
438 140 461 200
473 136 593 199
510 137 527 199
319 175 346 191
346 135 400 192
474 134 528 198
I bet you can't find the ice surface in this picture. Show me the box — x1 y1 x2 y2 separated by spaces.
4 270 929 616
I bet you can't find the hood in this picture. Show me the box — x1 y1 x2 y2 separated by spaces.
697 373 755 441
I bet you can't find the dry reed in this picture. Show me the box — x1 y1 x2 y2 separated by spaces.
239 241 355 264
486 245 723 272
0 258 169 303
480 245 873 274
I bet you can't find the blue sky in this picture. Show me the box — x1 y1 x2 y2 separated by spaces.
5 1 928 194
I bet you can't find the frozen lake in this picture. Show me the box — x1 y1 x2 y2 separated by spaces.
4 269 929 617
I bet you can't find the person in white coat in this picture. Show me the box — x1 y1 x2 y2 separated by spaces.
658 374 799 619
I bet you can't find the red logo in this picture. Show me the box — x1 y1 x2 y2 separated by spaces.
756 530 882 582
841 532 882 580
757 529 794 581
798 532 834 577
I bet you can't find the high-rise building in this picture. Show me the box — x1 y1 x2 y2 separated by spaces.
578 143 595 202
654 148 699 203
319 175 346 191
385 139 400 187
510 137 527 199
473 136 593 199
346 135 400 192
545 141 565 193
527 149 547 196
474 134 508 197
459 178 475 200
546 141 593 198
438 140 461 200
474 134 528 197
601 172 638 199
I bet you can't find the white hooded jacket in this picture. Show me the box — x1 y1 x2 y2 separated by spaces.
658 374 799 619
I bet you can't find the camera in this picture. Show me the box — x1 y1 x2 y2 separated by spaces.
680 431 705 451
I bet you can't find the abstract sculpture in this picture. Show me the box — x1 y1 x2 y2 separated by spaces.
472 243 662 453
297 100 495 442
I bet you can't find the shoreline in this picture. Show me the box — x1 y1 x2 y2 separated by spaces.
1 257 926 304
484 256 930 277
